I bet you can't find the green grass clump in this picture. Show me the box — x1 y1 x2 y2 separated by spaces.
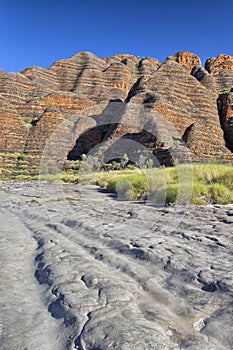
166 184 179 204
114 179 134 200
94 163 233 205
106 173 148 201
208 183 233 204
0 152 23 158
22 117 34 126
61 171 78 183
219 87 231 95
191 164 233 204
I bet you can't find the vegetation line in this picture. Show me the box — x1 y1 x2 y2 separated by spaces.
1 158 233 205
93 164 233 205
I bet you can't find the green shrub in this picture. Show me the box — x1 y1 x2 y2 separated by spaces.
115 179 134 200
14 169 30 176
106 173 148 200
17 154 26 160
166 184 179 204
66 117 78 128
208 183 233 204
2 169 12 174
22 117 33 126
61 171 78 182
219 88 231 95
72 160 81 170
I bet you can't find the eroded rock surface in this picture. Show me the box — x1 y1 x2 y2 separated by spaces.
218 88 233 151
205 54 233 90
0 182 232 349
1 51 233 177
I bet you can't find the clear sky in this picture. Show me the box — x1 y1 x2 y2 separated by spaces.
1 0 233 72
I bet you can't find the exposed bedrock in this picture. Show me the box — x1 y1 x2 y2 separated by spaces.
1 50 233 175
217 89 233 152
1 182 233 349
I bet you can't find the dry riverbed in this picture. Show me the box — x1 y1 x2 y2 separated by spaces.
0 181 232 349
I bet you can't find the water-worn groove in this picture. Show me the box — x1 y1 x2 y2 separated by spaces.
32 232 79 348
1 182 233 349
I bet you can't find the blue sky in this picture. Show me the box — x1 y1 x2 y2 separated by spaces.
1 0 233 72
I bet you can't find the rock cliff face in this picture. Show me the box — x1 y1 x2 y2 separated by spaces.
0 50 233 175
205 54 233 90
218 88 233 152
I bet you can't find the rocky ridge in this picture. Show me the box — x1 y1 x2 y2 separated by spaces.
1 51 233 175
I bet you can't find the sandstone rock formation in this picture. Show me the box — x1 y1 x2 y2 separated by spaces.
205 54 233 90
166 51 202 73
0 50 233 176
217 88 233 152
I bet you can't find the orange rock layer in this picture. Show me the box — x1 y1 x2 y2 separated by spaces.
0 50 233 175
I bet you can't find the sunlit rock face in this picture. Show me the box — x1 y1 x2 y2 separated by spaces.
205 54 233 90
1 50 233 175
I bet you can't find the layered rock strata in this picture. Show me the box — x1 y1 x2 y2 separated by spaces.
0 51 233 176
218 88 233 152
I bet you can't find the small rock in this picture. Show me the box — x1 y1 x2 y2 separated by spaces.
194 317 206 332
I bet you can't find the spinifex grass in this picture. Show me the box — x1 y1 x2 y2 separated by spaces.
95 164 233 205
1 161 233 205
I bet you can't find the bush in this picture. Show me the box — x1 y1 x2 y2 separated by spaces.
208 183 233 204
115 179 134 200
166 184 179 204
61 171 78 183
106 173 148 201
219 88 231 95
72 160 81 170
22 117 33 126
17 154 26 160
